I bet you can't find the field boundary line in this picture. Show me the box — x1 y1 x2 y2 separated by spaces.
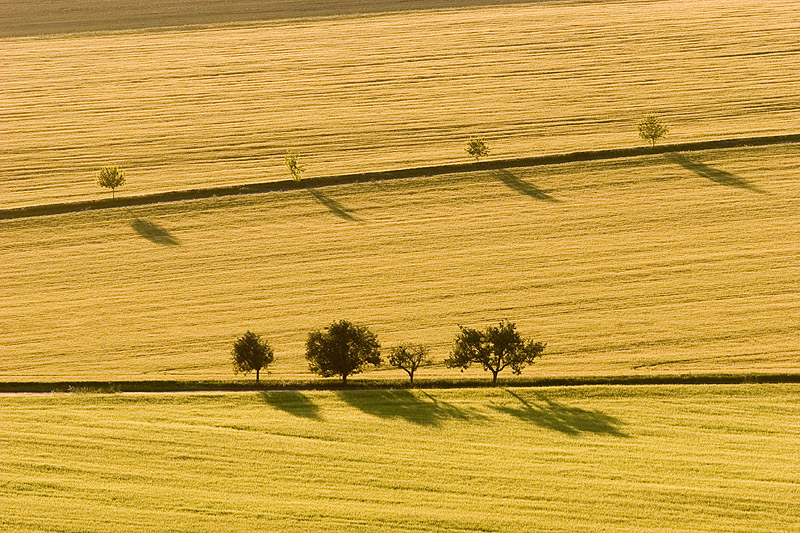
3 133 800 220
2 373 800 394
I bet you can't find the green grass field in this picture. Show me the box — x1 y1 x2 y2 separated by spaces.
2 385 799 531
3 0 800 208
2 145 798 382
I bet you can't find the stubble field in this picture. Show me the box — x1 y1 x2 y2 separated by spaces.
2 0 800 208
2 385 799 531
2 145 798 381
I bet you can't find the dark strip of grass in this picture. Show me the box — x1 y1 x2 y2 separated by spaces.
3 373 800 394
3 133 800 220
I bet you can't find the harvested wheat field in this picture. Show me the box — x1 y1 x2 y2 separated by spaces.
2 385 799 531
2 0 800 208
1 144 797 381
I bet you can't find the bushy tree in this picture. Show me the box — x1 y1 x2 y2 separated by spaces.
306 320 381 384
97 166 126 198
638 115 668 146
445 320 545 385
465 138 489 161
388 343 431 386
285 151 304 181
231 331 274 383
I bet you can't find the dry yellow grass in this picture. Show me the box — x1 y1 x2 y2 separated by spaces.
2 385 799 531
3 0 800 208
1 145 797 381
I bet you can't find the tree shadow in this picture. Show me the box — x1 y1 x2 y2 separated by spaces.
338 390 485 427
494 169 560 202
665 152 766 193
305 188 362 221
492 390 629 437
130 218 181 245
259 391 323 421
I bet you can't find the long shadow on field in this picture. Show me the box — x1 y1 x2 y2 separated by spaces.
338 390 485 427
494 169 560 202
259 391 323 420
131 218 181 245
493 390 628 437
306 188 362 222
665 153 766 194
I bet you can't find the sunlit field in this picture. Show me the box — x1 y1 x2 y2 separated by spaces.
2 145 797 381
2 0 800 207
1 385 798 532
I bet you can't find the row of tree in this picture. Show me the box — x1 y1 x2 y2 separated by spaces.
95 115 667 197
232 319 545 386
465 115 668 161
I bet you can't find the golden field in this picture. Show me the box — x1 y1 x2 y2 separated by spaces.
1 145 797 381
2 385 799 531
2 0 800 208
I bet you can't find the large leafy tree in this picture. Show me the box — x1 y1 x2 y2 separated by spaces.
231 331 274 383
306 320 381 384
445 320 545 385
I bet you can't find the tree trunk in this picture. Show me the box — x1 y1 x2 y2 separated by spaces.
256 368 260 383
492 370 499 386
342 373 348 385
409 371 414 387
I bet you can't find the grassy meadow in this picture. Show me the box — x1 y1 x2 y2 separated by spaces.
3 0 800 207
1 144 798 381
2 384 799 531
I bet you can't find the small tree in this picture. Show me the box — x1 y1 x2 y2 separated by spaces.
388 343 431 386
231 331 274 383
638 115 668 146
445 320 545 385
306 320 381 384
465 138 489 161
285 151 304 181
97 166 126 198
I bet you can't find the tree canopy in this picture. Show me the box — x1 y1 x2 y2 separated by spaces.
284 151 304 181
231 331 274 383
445 320 545 385
465 138 489 161
638 115 668 146
388 343 431 386
306 320 381 384
97 166 126 198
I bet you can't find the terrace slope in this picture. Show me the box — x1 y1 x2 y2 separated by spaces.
1 145 798 381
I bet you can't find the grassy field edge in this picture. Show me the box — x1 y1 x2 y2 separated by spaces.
3 372 800 394
4 133 800 220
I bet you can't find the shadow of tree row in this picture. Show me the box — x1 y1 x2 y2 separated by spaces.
130 217 181 245
306 187 362 221
260 390 324 420
664 153 766 193
492 390 629 437
260 389 628 436
494 169 560 202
